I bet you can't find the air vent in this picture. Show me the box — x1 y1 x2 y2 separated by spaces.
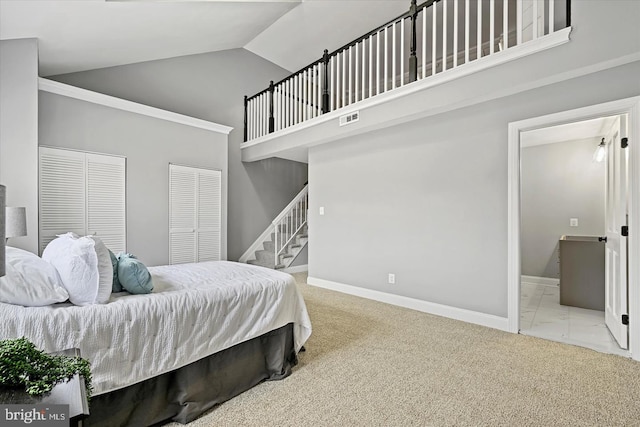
339 111 360 127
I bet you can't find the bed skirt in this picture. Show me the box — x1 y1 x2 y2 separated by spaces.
85 323 297 426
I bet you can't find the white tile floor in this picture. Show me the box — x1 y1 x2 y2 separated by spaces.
520 282 629 357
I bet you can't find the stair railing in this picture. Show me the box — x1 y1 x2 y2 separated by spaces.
273 185 308 263
244 0 571 142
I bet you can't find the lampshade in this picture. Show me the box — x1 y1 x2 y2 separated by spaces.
6 207 27 239
0 185 5 277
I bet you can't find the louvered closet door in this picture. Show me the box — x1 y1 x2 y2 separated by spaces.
169 164 221 265
39 147 126 255
169 165 197 264
197 169 221 262
87 154 126 254
39 147 87 254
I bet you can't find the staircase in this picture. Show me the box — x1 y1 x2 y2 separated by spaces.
239 185 308 270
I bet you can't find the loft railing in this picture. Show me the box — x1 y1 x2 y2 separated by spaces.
244 0 571 142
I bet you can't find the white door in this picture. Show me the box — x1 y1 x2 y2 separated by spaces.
604 115 629 349
169 164 221 265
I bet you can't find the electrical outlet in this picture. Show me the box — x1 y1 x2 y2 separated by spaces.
570 218 579 227
388 273 395 284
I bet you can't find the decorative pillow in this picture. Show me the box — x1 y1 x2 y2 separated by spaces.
0 247 69 306
42 234 113 305
117 253 154 294
109 249 123 292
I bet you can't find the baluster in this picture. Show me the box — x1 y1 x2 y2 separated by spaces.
369 35 373 97
432 1 437 75
400 19 405 86
361 39 366 99
532 0 539 40
490 0 495 55
330 53 336 111
465 0 470 63
285 80 290 128
478 0 483 58
453 0 458 67
409 0 418 82
384 26 389 92
355 43 360 102
302 70 307 122
348 46 353 105
342 50 347 106
516 0 522 46
422 5 427 79
503 0 509 49
376 31 381 95
442 0 447 71
549 0 555 34
392 22 397 89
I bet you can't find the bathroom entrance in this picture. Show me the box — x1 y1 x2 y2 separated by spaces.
507 97 640 361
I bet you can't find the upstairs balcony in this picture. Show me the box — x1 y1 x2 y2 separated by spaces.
241 0 572 163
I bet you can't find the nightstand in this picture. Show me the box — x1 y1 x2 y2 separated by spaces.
0 348 90 427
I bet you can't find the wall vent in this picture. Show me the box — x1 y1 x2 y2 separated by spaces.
339 111 360 127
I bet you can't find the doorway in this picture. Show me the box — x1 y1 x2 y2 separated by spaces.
518 116 626 356
507 97 640 362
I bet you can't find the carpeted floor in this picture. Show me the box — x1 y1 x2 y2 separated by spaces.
168 272 640 426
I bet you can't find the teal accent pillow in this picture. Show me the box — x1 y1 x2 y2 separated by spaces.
109 249 123 292
117 253 153 294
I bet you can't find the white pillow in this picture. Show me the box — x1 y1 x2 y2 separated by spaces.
0 246 69 306
42 234 113 305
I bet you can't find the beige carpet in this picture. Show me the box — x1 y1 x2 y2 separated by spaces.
168 272 640 426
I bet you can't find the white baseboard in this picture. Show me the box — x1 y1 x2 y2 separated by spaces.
283 264 308 273
521 275 559 287
307 276 509 332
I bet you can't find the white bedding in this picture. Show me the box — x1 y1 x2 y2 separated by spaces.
0 261 312 395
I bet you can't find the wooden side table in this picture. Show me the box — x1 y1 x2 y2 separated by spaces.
0 348 90 427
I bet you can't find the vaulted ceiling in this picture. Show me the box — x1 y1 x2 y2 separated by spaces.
0 0 409 77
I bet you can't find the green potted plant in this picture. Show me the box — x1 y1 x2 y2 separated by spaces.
0 337 92 400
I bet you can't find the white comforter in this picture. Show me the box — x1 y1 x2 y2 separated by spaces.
0 261 312 395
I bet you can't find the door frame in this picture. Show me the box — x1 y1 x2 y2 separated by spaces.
507 96 640 362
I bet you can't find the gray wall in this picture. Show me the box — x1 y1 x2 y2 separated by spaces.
0 39 39 253
309 60 640 318
521 138 605 279
50 48 308 262
39 92 229 267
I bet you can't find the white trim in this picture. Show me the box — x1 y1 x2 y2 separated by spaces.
38 78 233 135
307 276 509 332
242 28 572 149
283 264 308 274
238 223 274 263
521 275 559 287
508 96 640 362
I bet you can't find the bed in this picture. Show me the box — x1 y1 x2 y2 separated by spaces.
0 260 312 425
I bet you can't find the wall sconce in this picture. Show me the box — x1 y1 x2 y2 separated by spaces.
6 207 27 243
593 138 606 163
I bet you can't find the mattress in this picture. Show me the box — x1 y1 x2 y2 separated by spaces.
0 261 312 395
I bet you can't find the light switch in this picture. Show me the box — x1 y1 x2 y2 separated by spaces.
319 207 325 216
570 218 579 227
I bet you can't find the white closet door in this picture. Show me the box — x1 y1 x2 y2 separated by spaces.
39 147 126 255
87 153 126 254
169 164 221 265
197 169 221 262
169 165 197 264
39 147 86 254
